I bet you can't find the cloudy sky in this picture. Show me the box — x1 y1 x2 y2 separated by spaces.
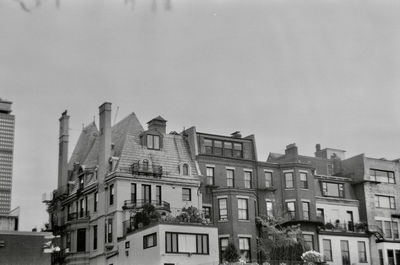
1 0 399 230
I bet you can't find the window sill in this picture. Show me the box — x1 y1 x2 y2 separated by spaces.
238 219 250 222
285 188 295 191
218 220 229 223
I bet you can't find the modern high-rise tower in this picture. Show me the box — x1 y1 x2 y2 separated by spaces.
0 98 14 215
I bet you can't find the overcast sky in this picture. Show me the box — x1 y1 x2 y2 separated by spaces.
1 0 399 231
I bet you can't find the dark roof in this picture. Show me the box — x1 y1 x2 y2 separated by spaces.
147 115 167 123
68 122 98 170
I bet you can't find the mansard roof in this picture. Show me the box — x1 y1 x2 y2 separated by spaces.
68 112 197 177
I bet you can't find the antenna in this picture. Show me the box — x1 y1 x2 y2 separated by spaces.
113 106 120 125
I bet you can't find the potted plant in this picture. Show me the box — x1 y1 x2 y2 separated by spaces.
325 222 334 230
301 250 325 265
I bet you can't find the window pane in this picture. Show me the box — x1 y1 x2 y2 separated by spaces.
285 173 293 188
265 172 272 187
153 135 160 149
147 135 153 149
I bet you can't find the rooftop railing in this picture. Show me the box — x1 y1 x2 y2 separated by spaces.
122 199 170 212
119 161 163 178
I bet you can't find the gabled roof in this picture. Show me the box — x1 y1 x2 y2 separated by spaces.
147 115 167 123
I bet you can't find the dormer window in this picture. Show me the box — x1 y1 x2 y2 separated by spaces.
183 164 189 176
147 135 160 150
143 159 149 171
79 176 84 189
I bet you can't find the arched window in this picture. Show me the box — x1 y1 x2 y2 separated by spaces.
183 163 189 176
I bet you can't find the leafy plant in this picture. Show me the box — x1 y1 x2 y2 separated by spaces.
223 242 240 262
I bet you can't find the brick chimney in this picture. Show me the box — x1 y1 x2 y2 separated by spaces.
98 102 112 184
58 110 69 189
147 116 167 134
285 143 298 158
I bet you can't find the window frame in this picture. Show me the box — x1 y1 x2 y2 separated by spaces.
358 241 367 263
182 188 191 201
375 195 396 209
238 237 251 262
238 198 249 221
109 184 114 205
143 232 157 249
370 168 395 184
286 201 296 220
206 167 215 185
285 172 294 189
323 239 333 261
300 172 308 189
202 138 243 158
218 198 228 221
302 201 310 220
265 171 273 188
165 232 209 255
93 225 98 250
226 169 235 187
147 134 160 150
244 171 252 189
321 181 344 198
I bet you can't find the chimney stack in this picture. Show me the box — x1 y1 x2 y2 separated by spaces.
147 116 167 134
58 110 69 189
98 102 112 184
316 144 321 152
285 143 298 158
231 131 242 138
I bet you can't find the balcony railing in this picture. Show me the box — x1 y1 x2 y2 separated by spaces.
320 221 367 233
67 211 90 221
119 161 163 178
122 199 170 212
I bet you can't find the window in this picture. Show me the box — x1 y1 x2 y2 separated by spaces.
131 183 136 203
323 239 332 261
393 222 399 239
142 184 151 203
203 206 211 220
156 186 162 204
226 169 234 187
322 182 344 197
233 143 243 158
214 140 223 156
265 171 272 188
77 228 86 252
79 176 84 189
239 237 251 262
182 188 191 201
302 201 310 220
143 233 157 249
94 192 98 212
327 164 334 176
379 249 384 265
244 171 252 189
388 249 395 265
238 198 248 220
93 225 98 250
375 195 396 209
147 135 160 150
125 241 130 249
266 201 273 218
224 142 233 157
370 169 395 183
218 198 228 221
182 164 189 176
285 172 294 189
286 201 296 220
165 232 209 254
317 208 325 223
204 139 212 154
66 231 71 250
303 234 314 250
358 241 367 263
109 184 114 205
203 138 243 158
341 240 350 265
300 172 308 189
219 238 229 263
384 221 392 238
80 198 85 218
107 219 113 243
206 167 214 185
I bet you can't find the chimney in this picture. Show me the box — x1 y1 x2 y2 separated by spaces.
285 143 298 157
231 131 242 138
316 144 321 152
58 110 69 189
147 116 167 134
98 102 112 184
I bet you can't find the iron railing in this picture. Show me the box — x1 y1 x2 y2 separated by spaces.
122 199 170 212
119 161 163 178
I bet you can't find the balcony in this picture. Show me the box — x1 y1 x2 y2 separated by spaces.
122 200 170 212
119 161 163 178
319 221 367 233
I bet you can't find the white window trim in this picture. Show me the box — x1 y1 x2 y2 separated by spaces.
301 199 311 203
244 168 253 172
219 234 230 238
217 195 228 199
225 166 235 170
264 169 274 173
238 234 252 238
206 164 215 168
302 231 315 235
299 170 308 173
285 199 296 202
236 195 250 199
283 169 294 173
202 203 212 207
